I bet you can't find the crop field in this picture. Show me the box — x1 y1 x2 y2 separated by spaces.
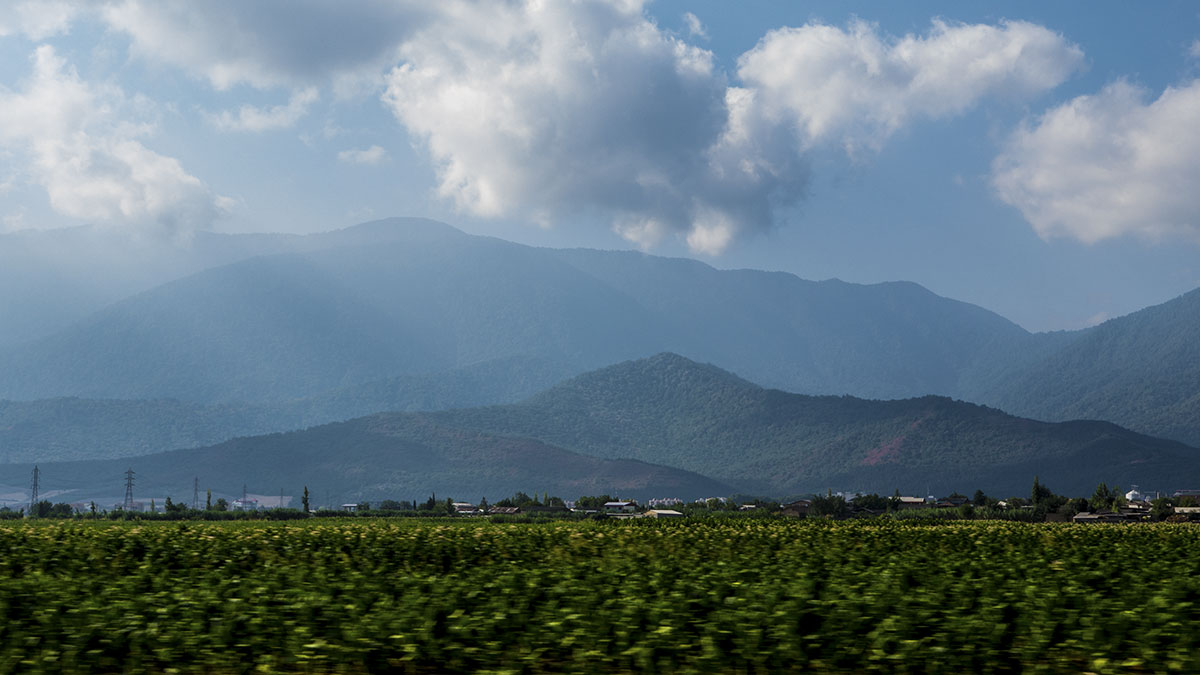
1 519 1199 673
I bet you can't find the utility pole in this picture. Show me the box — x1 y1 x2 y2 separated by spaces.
29 465 39 516
123 468 136 510
193 477 199 510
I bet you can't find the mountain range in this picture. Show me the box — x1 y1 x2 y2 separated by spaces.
4 354 1194 505
1 217 1198 494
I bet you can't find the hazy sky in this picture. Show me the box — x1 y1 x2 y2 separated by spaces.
1 1 1198 331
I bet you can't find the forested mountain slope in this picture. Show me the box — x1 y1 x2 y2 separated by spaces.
981 287 1200 446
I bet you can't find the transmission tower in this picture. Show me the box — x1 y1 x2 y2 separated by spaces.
123 468 136 510
193 477 199 510
29 465 39 516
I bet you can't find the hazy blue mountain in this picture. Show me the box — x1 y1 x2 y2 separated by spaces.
982 288 1200 446
2 413 734 505
0 217 462 350
432 354 1200 497
0 226 301 349
0 221 661 402
10 353 1193 505
0 355 578 463
549 248 1073 399
0 217 1056 406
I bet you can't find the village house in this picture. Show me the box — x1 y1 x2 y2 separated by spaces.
780 499 811 517
604 500 639 514
643 509 684 518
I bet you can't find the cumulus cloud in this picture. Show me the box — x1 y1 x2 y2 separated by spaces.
736 18 1084 153
0 0 77 39
101 0 430 91
383 7 1082 253
338 145 388 165
92 2 1087 252
384 0 763 252
993 80 1200 244
0 46 229 233
208 87 319 132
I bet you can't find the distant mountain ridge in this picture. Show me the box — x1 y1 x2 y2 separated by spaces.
8 354 1195 503
980 287 1200 446
0 217 1059 405
3 216 1199 460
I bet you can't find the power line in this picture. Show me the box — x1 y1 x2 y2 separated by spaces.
123 468 136 510
29 465 39 516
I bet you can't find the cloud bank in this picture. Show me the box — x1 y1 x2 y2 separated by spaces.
101 0 430 92
4 2 1100 250
994 79 1200 244
383 7 1083 252
0 46 229 233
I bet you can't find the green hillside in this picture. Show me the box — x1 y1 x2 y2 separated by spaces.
5 413 731 505
433 354 1200 496
0 355 576 463
983 287 1200 446
10 353 1195 503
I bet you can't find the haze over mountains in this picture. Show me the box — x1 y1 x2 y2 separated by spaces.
2 217 1199 499
5 354 1195 503
2 217 1071 404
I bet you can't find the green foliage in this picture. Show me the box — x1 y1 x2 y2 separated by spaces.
986 287 1200 446
2 519 1200 673
437 353 1200 497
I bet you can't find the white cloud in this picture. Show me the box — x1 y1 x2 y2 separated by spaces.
382 9 1083 253
0 0 78 39
1191 40 1200 60
101 0 430 91
208 87 319 132
993 79 1200 244
736 19 1084 153
104 2 1084 253
384 0 804 254
338 145 388 165
0 46 228 233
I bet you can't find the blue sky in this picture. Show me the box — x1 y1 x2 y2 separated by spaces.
1 1 1198 331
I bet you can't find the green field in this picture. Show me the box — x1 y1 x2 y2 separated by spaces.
1 519 1198 673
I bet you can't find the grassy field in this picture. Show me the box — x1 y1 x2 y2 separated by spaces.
1 518 1198 673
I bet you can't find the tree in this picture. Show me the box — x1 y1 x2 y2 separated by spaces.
379 499 405 511
302 486 310 513
972 489 988 507
31 500 53 518
1091 483 1119 513
206 490 212 511
1151 497 1175 522
214 498 229 512
852 493 889 511
479 496 489 513
1031 476 1053 506
811 492 848 518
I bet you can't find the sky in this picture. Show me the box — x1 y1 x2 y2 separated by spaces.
1 1 1198 332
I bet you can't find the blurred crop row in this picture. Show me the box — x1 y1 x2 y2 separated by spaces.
1 518 1198 673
